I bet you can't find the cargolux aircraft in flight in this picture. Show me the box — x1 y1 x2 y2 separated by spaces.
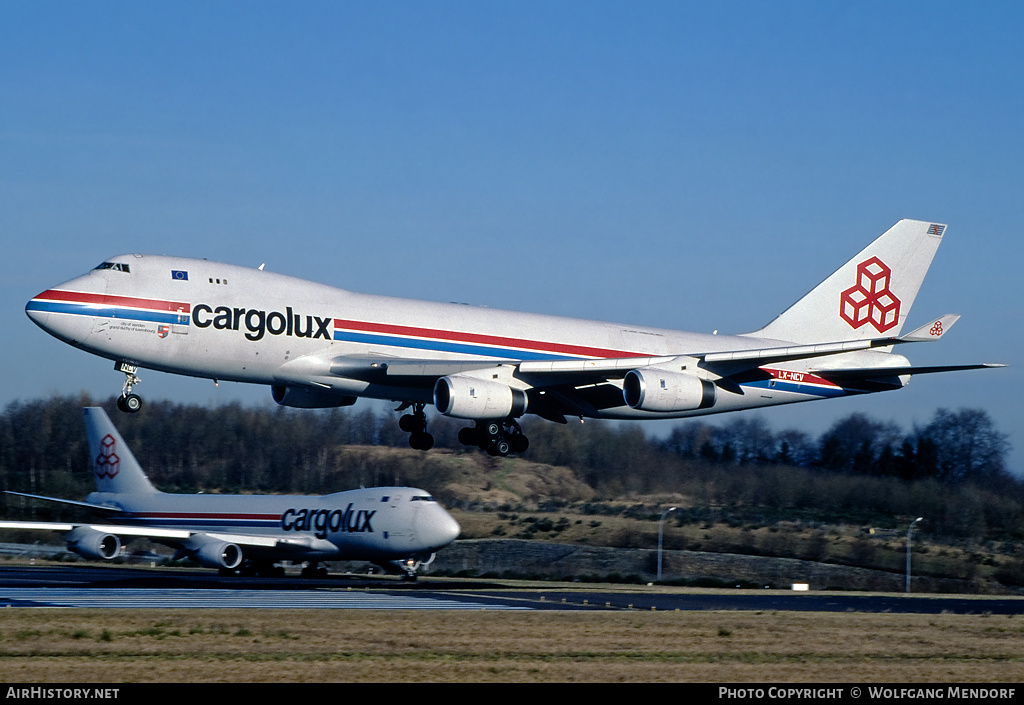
26 220 1001 456
0 407 461 579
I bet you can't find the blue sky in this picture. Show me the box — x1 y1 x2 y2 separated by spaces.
2 2 1021 473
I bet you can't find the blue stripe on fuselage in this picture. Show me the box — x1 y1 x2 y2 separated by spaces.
26 300 190 326
331 330 584 362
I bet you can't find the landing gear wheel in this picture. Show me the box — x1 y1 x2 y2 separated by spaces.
462 419 529 457
118 394 143 413
409 432 434 451
511 434 529 453
398 403 433 452
458 427 481 446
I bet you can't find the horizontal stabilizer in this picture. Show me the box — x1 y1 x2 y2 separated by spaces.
813 363 1006 380
899 314 960 342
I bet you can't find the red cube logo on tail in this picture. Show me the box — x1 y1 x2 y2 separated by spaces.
94 434 120 479
839 257 901 333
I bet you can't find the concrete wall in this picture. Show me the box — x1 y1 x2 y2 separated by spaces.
423 539 983 593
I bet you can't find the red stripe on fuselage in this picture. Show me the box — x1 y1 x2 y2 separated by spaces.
130 512 278 520
34 289 191 314
332 317 640 359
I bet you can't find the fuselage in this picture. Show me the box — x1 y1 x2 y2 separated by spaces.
87 485 461 562
26 254 908 419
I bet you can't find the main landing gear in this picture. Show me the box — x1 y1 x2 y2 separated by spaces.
300 561 329 578
398 403 434 451
115 361 143 413
396 405 529 457
458 418 529 457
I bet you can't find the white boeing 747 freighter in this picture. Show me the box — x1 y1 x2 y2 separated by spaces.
26 220 1002 455
1 408 461 579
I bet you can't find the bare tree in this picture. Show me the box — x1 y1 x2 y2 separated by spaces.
916 408 1010 482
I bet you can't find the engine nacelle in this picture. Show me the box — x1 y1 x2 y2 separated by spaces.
433 375 527 420
66 526 121 561
192 540 243 570
622 369 716 412
272 385 357 409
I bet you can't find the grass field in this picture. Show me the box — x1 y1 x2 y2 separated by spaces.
1 605 1022 683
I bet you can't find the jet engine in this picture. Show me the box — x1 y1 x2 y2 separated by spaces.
192 540 243 570
65 526 121 561
272 385 357 409
622 368 716 412
433 375 527 419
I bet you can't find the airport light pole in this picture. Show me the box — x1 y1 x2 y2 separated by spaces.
906 517 924 593
657 507 677 583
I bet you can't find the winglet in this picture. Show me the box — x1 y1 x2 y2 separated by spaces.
900 314 960 342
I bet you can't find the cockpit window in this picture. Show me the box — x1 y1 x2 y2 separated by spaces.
410 495 435 502
94 262 130 273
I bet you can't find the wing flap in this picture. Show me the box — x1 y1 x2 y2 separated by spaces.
518 356 676 375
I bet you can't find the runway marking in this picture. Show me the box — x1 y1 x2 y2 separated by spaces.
0 588 531 610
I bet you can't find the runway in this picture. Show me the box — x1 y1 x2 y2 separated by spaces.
0 587 531 610
2 565 1022 613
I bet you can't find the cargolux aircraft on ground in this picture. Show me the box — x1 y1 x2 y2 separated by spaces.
26 220 1001 456
0 407 461 579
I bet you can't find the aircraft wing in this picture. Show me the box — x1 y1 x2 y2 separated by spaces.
318 314 963 379
282 313 997 421
4 491 122 513
0 519 192 540
317 339 888 390
519 315 967 377
0 520 319 552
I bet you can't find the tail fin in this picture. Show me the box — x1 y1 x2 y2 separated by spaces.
749 219 946 344
83 407 158 495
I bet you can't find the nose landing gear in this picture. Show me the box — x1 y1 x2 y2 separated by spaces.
381 554 436 581
115 361 143 413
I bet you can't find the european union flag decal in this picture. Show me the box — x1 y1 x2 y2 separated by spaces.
171 270 189 281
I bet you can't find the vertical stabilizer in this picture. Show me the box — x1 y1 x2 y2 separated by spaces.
748 219 946 344
83 407 158 495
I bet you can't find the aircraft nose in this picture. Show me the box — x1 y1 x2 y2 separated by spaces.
420 506 461 550
26 288 85 344
26 290 58 331
26 273 106 344
25 296 46 326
